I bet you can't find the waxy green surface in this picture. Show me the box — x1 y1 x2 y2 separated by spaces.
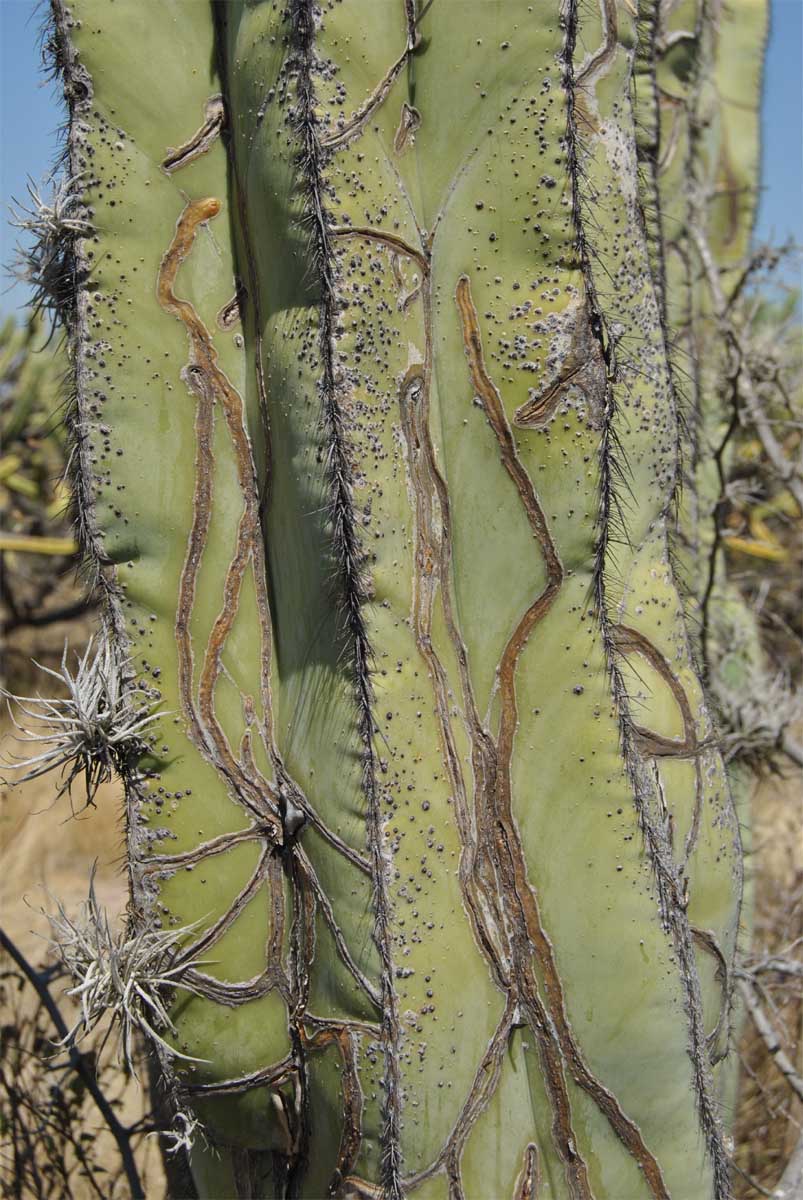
62 0 748 1195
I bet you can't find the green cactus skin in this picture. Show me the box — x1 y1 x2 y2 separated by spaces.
49 0 754 1196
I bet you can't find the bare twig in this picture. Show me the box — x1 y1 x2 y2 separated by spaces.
780 735 803 770
691 226 803 513
772 1131 803 1199
0 927 145 1200
737 976 803 1104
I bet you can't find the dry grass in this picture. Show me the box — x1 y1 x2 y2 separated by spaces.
733 762 803 1197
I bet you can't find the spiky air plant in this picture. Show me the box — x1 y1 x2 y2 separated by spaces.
16 0 775 1196
2 637 157 808
44 869 209 1072
9 175 90 329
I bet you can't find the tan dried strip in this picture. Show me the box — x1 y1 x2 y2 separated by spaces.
395 272 582 1197
611 624 697 756
216 290 242 331
398 364 512 991
330 225 428 273
182 1052 296 1098
157 198 282 833
303 1012 381 1036
576 0 619 87
443 1004 517 1196
456 276 669 1200
393 102 421 155
692 926 732 1063
267 848 287 967
162 95 225 173
403 0 417 46
414 266 518 992
299 809 373 877
140 824 271 874
171 367 216 772
188 86 278 755
321 46 412 152
276 765 372 875
161 209 259 811
238 698 256 772
514 1144 541 1200
175 845 271 962
293 845 382 1009
514 362 586 428
301 1022 364 1191
195 344 278 812
398 270 585 1190
183 964 291 1008
391 252 422 312
288 846 317 1015
197 504 271 801
341 1178 382 1199
393 272 587 1195
611 623 705 867
402 1003 515 1193
158 197 281 831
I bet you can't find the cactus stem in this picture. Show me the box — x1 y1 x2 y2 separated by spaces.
562 3 733 1193
289 3 404 1194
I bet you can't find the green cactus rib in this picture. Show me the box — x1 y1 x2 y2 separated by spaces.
47 0 752 1196
563 0 735 1192
288 7 405 1193
632 0 770 1133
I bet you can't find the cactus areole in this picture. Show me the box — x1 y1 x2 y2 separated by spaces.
48 0 748 1196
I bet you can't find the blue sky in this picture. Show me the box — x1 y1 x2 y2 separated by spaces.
1 0 801 315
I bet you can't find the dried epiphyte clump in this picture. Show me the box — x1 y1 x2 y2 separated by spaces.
9 174 90 327
712 664 803 771
2 636 158 810
46 870 208 1074
148 1107 205 1159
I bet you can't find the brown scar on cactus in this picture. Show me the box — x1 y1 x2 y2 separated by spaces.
514 299 607 430
513 1143 541 1200
157 196 283 839
393 101 422 154
611 623 698 757
216 285 244 331
321 45 414 152
691 926 732 1064
161 94 226 173
390 252 422 312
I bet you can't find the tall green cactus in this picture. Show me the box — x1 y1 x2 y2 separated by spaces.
27 0 769 1195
